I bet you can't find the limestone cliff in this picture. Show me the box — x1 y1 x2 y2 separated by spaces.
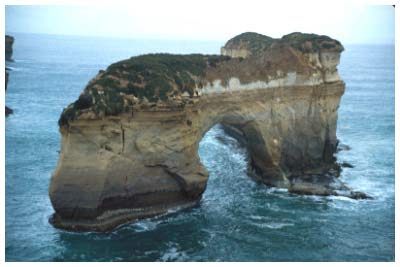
50 32 368 231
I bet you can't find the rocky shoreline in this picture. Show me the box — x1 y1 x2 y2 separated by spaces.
49 32 371 231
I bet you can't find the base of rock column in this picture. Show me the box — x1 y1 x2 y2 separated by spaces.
49 199 200 232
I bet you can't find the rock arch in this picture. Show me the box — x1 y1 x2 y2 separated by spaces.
49 32 367 231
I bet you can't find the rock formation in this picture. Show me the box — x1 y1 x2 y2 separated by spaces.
5 35 14 61
5 35 14 116
5 71 13 116
50 32 369 231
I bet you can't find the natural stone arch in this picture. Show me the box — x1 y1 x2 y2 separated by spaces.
49 32 369 232
50 83 343 231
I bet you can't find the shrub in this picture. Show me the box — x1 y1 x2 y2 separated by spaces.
281 32 344 52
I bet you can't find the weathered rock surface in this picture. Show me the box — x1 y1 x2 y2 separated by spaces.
50 32 369 231
5 34 14 116
5 71 13 116
5 35 14 61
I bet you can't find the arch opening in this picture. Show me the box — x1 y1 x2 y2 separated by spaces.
194 111 290 195
198 123 254 204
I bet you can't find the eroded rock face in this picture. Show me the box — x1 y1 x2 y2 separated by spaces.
5 71 13 116
5 35 14 61
5 34 14 115
50 32 367 231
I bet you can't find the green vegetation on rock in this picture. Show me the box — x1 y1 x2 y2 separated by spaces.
59 53 230 126
59 32 344 127
223 31 344 55
224 32 276 55
281 32 344 52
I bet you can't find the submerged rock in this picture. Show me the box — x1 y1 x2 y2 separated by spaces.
288 173 371 199
349 191 373 200
337 143 351 152
49 32 366 231
341 162 354 168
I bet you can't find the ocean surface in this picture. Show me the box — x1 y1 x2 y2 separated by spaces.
5 33 394 261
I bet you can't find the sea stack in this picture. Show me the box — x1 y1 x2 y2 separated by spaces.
5 35 14 116
5 35 14 61
5 71 13 116
49 32 368 231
